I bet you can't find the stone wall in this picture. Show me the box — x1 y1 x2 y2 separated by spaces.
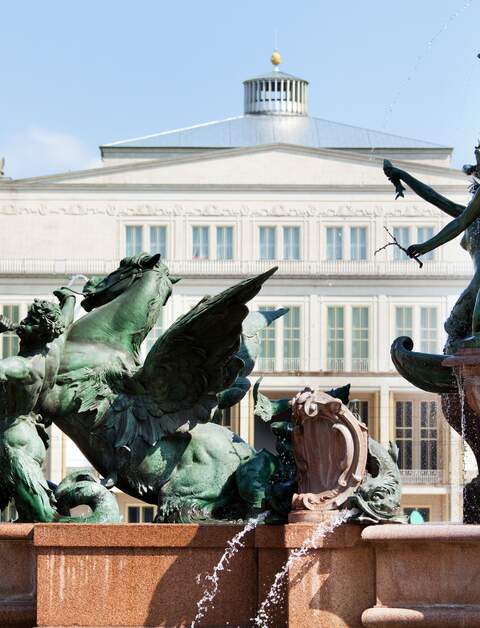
2 522 480 627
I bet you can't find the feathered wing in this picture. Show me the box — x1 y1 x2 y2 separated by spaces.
99 268 278 450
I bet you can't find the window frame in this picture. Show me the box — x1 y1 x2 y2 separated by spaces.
126 503 156 523
349 225 368 261
254 302 304 372
257 224 303 261
216 225 234 261
124 223 169 259
393 394 445 480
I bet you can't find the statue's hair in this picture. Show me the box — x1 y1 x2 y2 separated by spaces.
26 299 65 342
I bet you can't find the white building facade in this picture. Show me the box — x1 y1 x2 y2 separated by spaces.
0 58 472 522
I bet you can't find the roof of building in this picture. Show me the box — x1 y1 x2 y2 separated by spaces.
243 70 307 82
103 114 448 151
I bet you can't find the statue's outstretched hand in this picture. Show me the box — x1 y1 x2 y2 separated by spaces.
383 159 398 179
407 243 426 259
383 160 406 199
53 287 76 307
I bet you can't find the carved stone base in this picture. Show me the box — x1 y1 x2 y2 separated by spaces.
288 508 339 523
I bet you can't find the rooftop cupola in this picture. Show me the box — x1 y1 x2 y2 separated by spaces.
243 51 309 116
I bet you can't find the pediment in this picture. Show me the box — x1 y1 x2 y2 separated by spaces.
10 144 466 188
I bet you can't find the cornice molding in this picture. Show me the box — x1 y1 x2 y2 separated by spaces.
0 142 465 185
0 183 468 194
0 202 444 217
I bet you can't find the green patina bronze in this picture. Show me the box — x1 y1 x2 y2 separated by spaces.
0 291 119 522
384 154 480 522
0 248 403 524
214 308 287 418
348 439 405 524
0 253 287 523
252 382 403 524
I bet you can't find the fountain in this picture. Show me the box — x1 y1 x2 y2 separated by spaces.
386 149 480 523
0 235 479 627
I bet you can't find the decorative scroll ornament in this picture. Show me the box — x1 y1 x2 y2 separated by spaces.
289 387 368 522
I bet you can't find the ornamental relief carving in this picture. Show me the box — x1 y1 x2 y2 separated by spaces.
0 202 441 218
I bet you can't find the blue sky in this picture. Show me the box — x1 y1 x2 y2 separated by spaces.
1 0 479 178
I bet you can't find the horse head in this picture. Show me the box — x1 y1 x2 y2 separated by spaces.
81 253 180 312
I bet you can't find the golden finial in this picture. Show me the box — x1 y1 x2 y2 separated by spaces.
271 50 282 67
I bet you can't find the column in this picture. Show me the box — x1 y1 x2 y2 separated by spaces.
345 305 352 372
379 383 391 446
377 295 389 372
275 303 283 372
308 294 320 372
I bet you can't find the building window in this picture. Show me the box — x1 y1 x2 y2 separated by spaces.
349 399 369 427
327 306 344 370
420 307 438 353
352 307 369 371
126 226 143 257
417 227 434 261
143 311 164 355
420 400 438 470
127 505 155 523
326 227 343 260
259 227 276 260
2 305 20 358
217 226 233 260
283 227 300 260
258 305 276 371
392 227 409 260
395 401 413 470
283 306 301 371
192 226 209 259
395 306 413 339
350 227 367 260
149 226 167 258
395 399 440 483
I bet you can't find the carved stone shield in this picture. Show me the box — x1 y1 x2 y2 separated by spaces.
289 387 368 522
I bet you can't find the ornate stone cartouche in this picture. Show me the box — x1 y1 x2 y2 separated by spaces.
289 387 368 522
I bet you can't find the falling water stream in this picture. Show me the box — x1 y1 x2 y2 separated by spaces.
252 509 353 628
191 512 268 628
455 371 470 518
368 0 474 163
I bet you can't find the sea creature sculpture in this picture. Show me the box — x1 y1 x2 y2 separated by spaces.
54 469 120 523
348 439 404 524
254 383 403 524
21 254 282 523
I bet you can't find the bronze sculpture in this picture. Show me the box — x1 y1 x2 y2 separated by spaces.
0 250 402 525
385 153 480 521
0 255 285 522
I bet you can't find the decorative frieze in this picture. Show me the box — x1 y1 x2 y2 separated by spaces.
0 202 440 218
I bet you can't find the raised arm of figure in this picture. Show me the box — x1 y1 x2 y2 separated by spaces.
408 187 480 258
53 288 76 329
383 160 465 218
